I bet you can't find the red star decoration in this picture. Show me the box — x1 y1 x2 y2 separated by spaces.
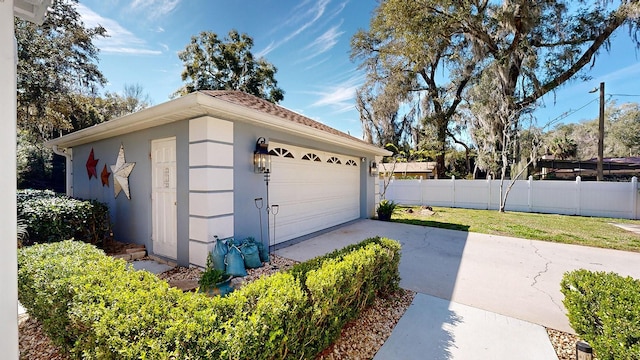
101 164 111 187
86 148 99 179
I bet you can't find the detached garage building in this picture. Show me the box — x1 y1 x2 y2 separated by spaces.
46 90 389 267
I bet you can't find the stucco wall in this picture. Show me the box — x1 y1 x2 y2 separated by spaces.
72 121 190 266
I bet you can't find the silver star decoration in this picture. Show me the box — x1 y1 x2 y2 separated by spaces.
110 144 136 199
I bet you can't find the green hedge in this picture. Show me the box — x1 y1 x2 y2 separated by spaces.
17 189 110 246
18 237 401 359
288 236 401 287
561 270 640 360
300 237 401 352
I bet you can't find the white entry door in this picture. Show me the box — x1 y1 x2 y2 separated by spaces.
151 137 177 259
269 142 360 243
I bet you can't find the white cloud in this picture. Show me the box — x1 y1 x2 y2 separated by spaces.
304 56 330 70
601 62 640 82
256 0 332 57
159 43 169 51
100 47 162 55
77 4 162 56
309 73 363 112
329 1 348 18
130 0 180 19
256 41 277 59
301 22 344 61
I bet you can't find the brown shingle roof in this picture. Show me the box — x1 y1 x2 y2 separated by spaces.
199 90 366 144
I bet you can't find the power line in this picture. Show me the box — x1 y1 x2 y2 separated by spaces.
608 93 640 97
545 97 600 128
544 93 626 128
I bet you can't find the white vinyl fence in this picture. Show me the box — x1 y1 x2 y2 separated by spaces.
382 176 640 220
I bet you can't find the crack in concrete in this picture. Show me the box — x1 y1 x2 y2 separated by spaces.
529 241 564 313
410 226 432 250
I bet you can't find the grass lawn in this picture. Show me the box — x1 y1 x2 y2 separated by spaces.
393 206 640 252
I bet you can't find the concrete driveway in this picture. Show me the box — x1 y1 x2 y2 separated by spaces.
277 219 640 333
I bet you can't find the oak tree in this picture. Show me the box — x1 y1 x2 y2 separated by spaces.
174 30 284 103
15 0 107 141
353 0 640 181
351 0 482 178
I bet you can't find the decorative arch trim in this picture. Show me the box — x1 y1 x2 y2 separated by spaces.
269 147 294 158
302 153 321 162
327 156 342 164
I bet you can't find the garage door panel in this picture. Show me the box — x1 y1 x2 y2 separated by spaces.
271 205 359 241
270 184 357 203
268 143 360 244
269 193 358 218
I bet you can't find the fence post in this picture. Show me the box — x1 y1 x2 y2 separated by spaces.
419 176 424 206
575 176 581 216
632 177 638 220
487 174 492 210
451 175 456 207
528 175 533 212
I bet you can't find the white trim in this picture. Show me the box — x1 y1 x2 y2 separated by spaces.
2 2 19 356
188 117 235 267
8 2 50 356
45 92 390 156
14 0 51 25
45 95 203 148
52 145 73 196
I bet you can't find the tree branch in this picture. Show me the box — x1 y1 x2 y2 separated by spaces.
519 9 630 108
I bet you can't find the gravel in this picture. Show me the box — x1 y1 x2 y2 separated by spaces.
316 290 415 360
18 254 584 359
18 315 66 360
546 328 582 360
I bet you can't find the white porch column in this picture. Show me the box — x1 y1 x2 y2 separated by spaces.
188 116 235 268
1 1 19 357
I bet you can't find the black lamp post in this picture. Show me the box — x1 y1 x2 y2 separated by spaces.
253 137 270 174
253 137 274 262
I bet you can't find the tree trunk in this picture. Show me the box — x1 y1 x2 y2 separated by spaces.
435 118 447 179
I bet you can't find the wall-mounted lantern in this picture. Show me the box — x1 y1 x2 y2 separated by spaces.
253 137 271 174
369 161 378 177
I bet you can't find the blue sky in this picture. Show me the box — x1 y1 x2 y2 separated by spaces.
77 0 640 140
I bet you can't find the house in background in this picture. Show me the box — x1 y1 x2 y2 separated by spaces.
46 90 390 267
537 155 640 180
379 162 436 179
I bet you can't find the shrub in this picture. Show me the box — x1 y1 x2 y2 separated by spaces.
288 236 400 287
285 237 401 355
16 188 57 205
18 237 401 359
19 240 202 358
17 241 111 350
561 270 640 360
17 189 110 246
224 273 308 359
376 199 397 221
17 218 28 248
304 241 400 351
199 252 230 289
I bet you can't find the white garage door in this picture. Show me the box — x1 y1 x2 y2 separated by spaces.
268 142 360 244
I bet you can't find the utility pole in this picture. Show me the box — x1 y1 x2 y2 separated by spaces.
597 82 605 182
590 82 605 181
